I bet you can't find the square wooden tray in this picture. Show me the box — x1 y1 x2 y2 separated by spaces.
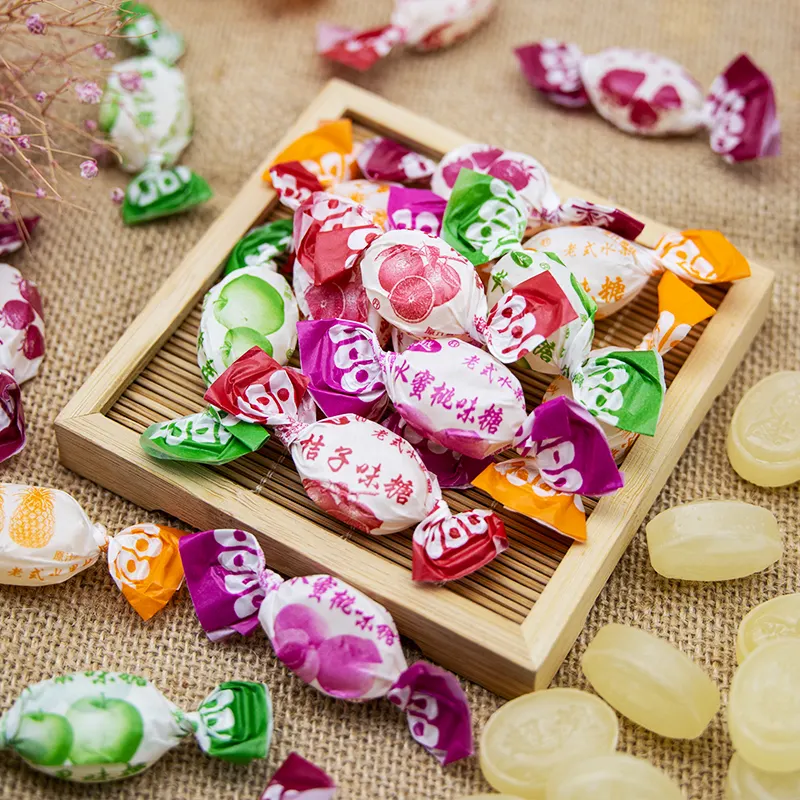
56 79 774 699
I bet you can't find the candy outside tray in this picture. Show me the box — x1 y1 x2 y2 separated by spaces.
55 80 774 699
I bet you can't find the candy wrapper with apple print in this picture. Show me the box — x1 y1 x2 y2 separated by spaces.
516 44 780 163
433 147 644 238
261 752 336 800
318 0 496 71
0 671 271 782
524 226 750 319
119 1 185 64
0 263 44 463
387 187 447 237
100 56 212 225
473 395 624 541
544 271 717 462
223 219 294 276
0 483 185 621
203 347 508 582
179 528 474 764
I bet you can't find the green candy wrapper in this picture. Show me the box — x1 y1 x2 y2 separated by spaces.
119 1 185 64
140 407 269 464
224 219 294 276
0 671 271 782
122 165 212 225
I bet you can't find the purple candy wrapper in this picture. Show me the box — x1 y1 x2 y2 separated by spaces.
0 369 24 463
260 753 336 800
356 137 436 184
386 186 447 237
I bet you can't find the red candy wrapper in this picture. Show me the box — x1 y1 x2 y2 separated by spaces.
0 217 39 256
0 370 24 462
516 43 780 163
204 347 508 583
356 136 436 184
260 753 336 800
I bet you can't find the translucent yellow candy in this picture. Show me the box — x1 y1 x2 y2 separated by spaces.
728 639 800 772
727 372 800 487
737 594 800 664
479 688 619 800
726 753 800 799
581 624 720 739
646 500 782 581
546 753 683 800
459 796 525 800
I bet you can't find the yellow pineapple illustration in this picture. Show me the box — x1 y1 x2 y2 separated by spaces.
9 487 56 549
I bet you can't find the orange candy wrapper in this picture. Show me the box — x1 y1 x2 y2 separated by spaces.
0 483 184 620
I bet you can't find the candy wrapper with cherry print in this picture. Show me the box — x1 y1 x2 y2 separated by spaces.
179 528 474 764
544 271 717 462
0 483 185 620
204 347 508 582
433 148 643 238
516 43 780 163
387 187 446 237
0 217 39 256
524 226 750 319
356 136 436 184
261 753 335 800
317 0 496 71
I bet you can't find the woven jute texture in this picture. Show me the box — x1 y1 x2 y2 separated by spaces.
1 0 799 797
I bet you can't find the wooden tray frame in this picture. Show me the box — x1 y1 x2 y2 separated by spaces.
56 79 774 699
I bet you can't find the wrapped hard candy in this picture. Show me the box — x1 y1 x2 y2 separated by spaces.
223 219 293 276
0 483 185 621
317 0 496 71
516 43 780 163
0 216 39 256
203 347 508 582
100 56 211 224
356 137 436 184
0 671 270 781
180 528 474 764
330 179 395 230
737 594 800 665
524 226 749 319
260 753 336 800
118 1 184 64
387 187 447 237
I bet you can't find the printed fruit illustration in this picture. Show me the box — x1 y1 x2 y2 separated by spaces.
13 712 74 766
305 282 346 319
1 299 34 330
213 275 284 336
22 325 45 361
377 244 426 292
18 279 44 318
422 247 461 305
65 697 144 765
9 486 55 549
388 276 435 323
302 479 381 534
221 327 273 367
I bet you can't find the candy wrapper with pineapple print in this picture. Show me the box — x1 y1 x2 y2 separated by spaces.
0 483 184 620
180 528 473 765
119 1 185 64
100 56 211 225
0 671 271 782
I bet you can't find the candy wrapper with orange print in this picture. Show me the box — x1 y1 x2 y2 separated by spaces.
433 149 643 237
203 347 508 583
180 528 473 764
524 226 750 319
0 483 184 620
545 271 717 463
516 44 780 163
317 0 496 71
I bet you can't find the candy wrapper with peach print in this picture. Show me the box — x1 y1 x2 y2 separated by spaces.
0 483 184 620
261 753 335 800
433 148 643 237
0 263 44 463
524 226 750 319
203 347 508 582
317 0 495 71
180 528 474 765
516 43 780 163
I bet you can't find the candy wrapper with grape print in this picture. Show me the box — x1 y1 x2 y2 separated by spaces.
223 219 294 277
119 1 185 64
516 44 780 163
203 347 508 582
318 0 495 71
261 753 336 800
0 264 44 463
357 137 437 184
180 528 474 764
524 226 750 319
0 671 271 782
544 271 717 462
0 483 185 620
387 187 447 237
433 147 644 238
100 56 212 225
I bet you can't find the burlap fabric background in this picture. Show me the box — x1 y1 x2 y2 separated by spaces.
2 1 799 797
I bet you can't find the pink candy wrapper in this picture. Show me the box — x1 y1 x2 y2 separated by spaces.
0 217 39 256
356 137 436 184
318 0 496 71
204 347 508 583
0 370 24 462
260 753 335 800
180 528 475 764
516 43 780 163
387 187 446 237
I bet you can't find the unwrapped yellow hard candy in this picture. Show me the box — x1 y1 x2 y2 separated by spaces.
581 624 720 739
726 753 800 799
737 594 800 664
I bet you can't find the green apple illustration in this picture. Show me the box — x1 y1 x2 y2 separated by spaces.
221 327 273 367
13 712 74 766
213 275 284 336
65 696 144 765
